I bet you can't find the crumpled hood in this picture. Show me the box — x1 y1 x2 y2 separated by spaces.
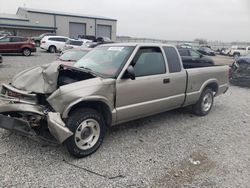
11 63 61 94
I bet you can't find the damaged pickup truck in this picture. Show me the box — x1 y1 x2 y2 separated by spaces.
0 43 229 158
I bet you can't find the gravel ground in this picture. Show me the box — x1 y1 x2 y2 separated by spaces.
0 51 250 187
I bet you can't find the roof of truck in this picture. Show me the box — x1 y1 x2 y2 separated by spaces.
101 43 175 47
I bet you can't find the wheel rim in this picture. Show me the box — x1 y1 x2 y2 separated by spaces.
24 49 30 56
202 93 213 112
74 119 100 150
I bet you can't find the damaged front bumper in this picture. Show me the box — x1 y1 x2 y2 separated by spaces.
0 102 73 144
47 112 73 143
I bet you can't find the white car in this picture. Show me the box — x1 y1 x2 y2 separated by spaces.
229 46 250 58
62 39 92 51
40 36 69 53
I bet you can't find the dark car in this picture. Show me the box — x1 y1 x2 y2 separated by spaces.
32 33 56 47
230 54 250 87
0 36 36 56
197 47 216 56
177 47 215 68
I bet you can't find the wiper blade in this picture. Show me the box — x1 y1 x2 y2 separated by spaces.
79 66 93 71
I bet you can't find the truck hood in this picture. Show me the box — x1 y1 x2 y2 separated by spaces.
11 63 97 94
11 63 61 94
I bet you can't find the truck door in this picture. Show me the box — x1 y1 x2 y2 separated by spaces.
115 46 186 123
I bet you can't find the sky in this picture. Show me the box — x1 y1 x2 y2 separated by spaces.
1 0 250 42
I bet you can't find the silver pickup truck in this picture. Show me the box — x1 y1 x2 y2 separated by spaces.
0 43 229 158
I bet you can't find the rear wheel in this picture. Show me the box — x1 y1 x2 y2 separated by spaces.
65 108 106 158
49 46 57 53
22 48 31 56
192 88 214 116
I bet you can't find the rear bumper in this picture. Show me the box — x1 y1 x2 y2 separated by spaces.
216 83 229 96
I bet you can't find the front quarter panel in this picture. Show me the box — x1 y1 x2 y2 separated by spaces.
47 78 115 118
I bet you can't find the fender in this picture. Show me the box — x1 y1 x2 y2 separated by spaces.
62 95 114 119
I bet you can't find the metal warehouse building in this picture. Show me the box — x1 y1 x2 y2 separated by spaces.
0 7 117 40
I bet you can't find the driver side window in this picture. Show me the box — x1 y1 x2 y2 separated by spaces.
132 47 166 77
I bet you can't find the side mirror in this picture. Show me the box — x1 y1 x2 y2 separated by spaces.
126 65 135 80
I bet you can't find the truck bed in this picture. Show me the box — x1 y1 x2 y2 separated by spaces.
183 65 229 106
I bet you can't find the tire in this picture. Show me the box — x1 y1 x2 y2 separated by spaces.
65 108 106 158
35 40 40 47
22 48 31 56
192 88 214 116
49 46 57 53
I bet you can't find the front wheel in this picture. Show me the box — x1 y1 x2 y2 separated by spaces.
192 88 214 116
49 46 57 53
65 108 106 158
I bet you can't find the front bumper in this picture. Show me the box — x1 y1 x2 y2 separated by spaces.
0 102 73 143
0 114 32 135
47 112 73 143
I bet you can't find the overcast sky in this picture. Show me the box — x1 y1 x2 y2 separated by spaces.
1 0 250 42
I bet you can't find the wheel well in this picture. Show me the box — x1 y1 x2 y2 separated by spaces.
49 45 56 50
68 101 112 126
233 52 240 56
22 47 31 51
205 82 218 94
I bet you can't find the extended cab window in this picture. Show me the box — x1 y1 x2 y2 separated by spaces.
132 47 166 77
163 47 182 73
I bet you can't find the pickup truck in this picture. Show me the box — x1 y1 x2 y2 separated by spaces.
229 46 250 58
0 43 229 158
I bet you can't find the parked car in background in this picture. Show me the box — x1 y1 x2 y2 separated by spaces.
62 39 92 51
55 48 91 66
177 47 215 68
31 33 56 47
229 46 250 59
0 31 12 38
40 36 69 53
0 36 36 56
87 37 114 48
0 43 229 158
0 54 2 64
230 53 250 87
197 47 216 56
219 48 230 56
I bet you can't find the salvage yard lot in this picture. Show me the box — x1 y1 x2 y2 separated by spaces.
0 50 250 187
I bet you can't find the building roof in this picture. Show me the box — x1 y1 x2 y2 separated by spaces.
0 13 29 21
18 7 117 21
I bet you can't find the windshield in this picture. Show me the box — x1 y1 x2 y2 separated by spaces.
59 50 89 61
74 46 134 77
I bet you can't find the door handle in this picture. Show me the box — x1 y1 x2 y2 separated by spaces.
163 78 170 84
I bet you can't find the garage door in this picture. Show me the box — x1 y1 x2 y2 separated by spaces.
69 22 86 39
97 25 111 39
